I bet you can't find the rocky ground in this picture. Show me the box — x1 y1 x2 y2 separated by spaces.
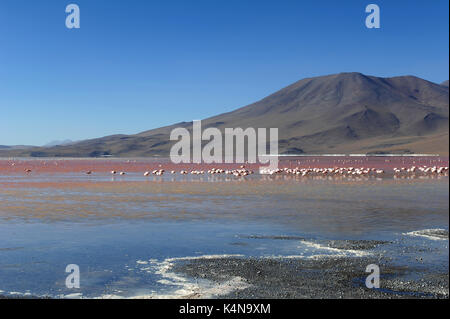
171 239 449 299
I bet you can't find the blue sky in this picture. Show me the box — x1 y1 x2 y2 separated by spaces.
0 0 448 146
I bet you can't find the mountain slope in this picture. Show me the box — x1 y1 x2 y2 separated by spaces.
1 72 448 157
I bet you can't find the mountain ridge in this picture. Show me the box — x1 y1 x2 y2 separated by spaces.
1 72 448 157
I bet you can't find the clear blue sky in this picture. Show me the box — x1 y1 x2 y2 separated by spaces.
0 0 448 146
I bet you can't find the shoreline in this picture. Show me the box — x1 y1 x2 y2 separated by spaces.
167 238 449 299
1 237 448 299
170 257 448 299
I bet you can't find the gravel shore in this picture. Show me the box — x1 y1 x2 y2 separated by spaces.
171 239 449 299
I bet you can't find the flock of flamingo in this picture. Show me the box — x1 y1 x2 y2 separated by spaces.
93 165 448 178
262 165 449 177
110 166 255 177
8 160 449 179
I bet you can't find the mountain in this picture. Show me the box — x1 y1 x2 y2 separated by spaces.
43 139 75 147
1 72 448 157
0 145 34 150
441 80 449 87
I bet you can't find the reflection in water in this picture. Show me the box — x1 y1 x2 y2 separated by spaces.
0 174 448 236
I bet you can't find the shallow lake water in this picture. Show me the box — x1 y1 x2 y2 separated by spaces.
0 159 448 298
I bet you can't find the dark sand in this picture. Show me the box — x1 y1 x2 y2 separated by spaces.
171 240 449 299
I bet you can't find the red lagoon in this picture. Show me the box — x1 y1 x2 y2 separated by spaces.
0 156 448 175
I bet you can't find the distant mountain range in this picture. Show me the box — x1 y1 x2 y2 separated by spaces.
1 72 448 157
0 139 74 151
0 145 34 150
43 139 75 147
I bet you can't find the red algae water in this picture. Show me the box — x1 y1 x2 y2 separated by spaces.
0 156 447 175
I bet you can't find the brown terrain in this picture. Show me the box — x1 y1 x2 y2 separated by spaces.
1 72 448 157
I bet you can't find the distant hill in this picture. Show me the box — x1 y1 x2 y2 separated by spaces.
441 80 449 87
43 139 75 147
0 145 34 150
1 72 448 157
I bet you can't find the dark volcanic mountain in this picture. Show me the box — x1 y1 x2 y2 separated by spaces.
1 72 449 157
